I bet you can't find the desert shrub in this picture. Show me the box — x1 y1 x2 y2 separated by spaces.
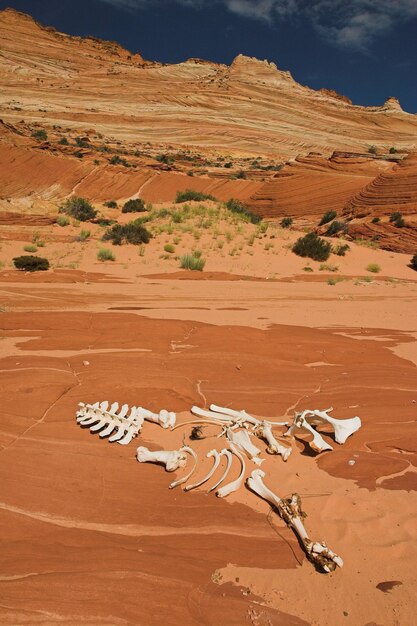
179 254 205 271
187 170 194 176
371 216 380 223
31 129 47 141
389 212 405 228
225 198 262 224
333 243 350 256
23 244 38 253
59 197 97 222
122 198 145 213
280 217 293 228
13 255 50 272
104 200 118 208
102 222 152 246
389 147 397 154
366 263 381 273
292 232 331 262
75 136 89 148
97 248 115 262
368 145 377 155
58 137 69 145
235 170 247 179
303 266 313 272
326 220 348 236
319 210 337 226
164 244 175 254
110 154 130 167
56 215 70 227
410 253 417 271
175 189 217 203
156 154 175 165
224 162 233 168
77 229 90 242
319 263 339 272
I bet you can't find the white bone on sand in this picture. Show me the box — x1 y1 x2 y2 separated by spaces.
209 449 233 492
303 408 362 444
169 446 198 489
138 407 177 429
254 421 292 460
210 404 289 426
247 469 343 573
191 405 234 423
226 427 264 465
216 443 246 498
184 449 221 491
136 446 187 472
285 411 333 453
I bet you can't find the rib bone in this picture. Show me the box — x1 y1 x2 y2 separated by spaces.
216 443 245 498
254 421 292 460
209 449 233 492
169 446 198 489
247 469 343 573
303 408 361 444
184 449 221 491
226 428 264 465
136 446 187 472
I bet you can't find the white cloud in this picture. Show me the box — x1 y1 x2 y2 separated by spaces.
97 0 417 50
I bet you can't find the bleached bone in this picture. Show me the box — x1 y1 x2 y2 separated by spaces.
169 446 198 489
136 446 187 472
209 449 233 492
77 402 145 445
285 411 333 453
138 407 176 429
184 449 221 491
303 408 361 444
226 428 264 465
247 470 343 573
217 443 245 498
254 421 292 461
210 404 289 427
191 406 234 423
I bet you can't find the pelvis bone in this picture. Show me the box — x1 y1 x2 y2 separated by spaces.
247 470 343 573
285 411 333 454
226 427 264 465
303 408 361 444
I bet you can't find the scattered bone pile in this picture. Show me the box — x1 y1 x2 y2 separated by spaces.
76 401 361 573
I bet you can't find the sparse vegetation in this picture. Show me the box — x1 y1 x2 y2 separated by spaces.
175 189 217 203
102 222 152 245
225 198 262 224
104 200 118 209
410 252 417 271
371 217 380 223
164 244 175 254
179 253 205 271
110 155 130 167
23 244 38 253
303 266 313 272
326 220 348 236
58 137 69 145
333 243 350 256
319 210 337 226
77 229 90 242
292 232 331 262
280 217 293 228
122 198 145 213
75 136 89 148
389 147 397 154
13 255 50 272
156 154 175 165
368 145 377 155
97 248 115 262
59 197 97 222
31 129 47 141
389 212 405 228
319 263 339 272
366 263 381 273
56 215 70 227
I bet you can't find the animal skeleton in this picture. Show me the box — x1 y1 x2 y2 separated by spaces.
247 470 343 573
76 400 362 573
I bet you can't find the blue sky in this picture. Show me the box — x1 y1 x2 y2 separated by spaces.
1 0 416 112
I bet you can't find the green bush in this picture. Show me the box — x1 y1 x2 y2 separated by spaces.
180 254 205 271
366 263 381 273
59 197 97 222
225 198 262 224
77 229 90 242
97 248 115 262
333 243 350 256
292 232 331 262
75 136 89 148
122 198 145 213
156 154 175 165
58 137 69 145
175 189 217 203
280 217 293 228
164 244 175 254
319 210 337 226
104 200 118 208
102 222 152 246
13 255 50 272
389 147 397 154
326 220 348 236
56 215 70 227
371 216 380 224
23 244 37 253
410 253 417 271
31 129 47 141
368 145 377 155
110 155 130 167
389 212 405 228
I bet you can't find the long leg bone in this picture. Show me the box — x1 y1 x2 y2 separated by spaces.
191 406 234 423
254 421 292 461
210 404 289 427
285 411 333 453
216 443 245 498
209 449 233 492
138 407 177 429
136 446 187 472
303 408 362 444
247 469 343 573
184 449 221 491
169 446 198 489
226 428 264 465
